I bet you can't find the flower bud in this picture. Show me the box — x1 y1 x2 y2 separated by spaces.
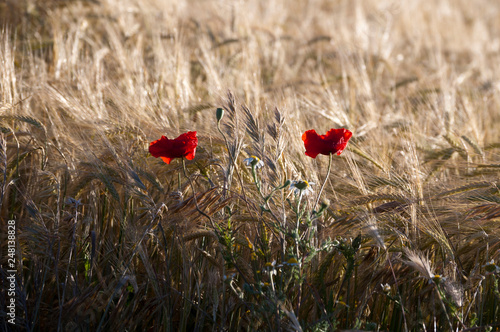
281 180 291 188
216 108 225 122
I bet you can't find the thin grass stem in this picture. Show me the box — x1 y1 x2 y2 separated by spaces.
314 153 332 210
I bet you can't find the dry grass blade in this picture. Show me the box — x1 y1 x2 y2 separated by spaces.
468 203 500 220
4 0 500 330
403 249 434 280
349 145 385 172
0 115 44 129
183 230 218 242
435 182 494 198
461 135 483 156
352 194 409 206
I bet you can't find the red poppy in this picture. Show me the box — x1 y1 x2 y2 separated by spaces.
149 131 198 164
302 128 352 158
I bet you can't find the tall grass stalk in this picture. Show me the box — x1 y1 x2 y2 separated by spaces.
2 0 500 330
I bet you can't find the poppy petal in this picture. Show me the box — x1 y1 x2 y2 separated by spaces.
302 129 324 158
184 147 197 160
302 128 352 158
324 128 352 155
160 156 173 164
175 131 197 141
149 136 171 158
149 132 198 164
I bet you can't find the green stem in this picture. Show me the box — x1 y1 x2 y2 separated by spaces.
252 165 263 197
296 193 303 230
295 193 303 263
436 285 454 331
314 153 332 210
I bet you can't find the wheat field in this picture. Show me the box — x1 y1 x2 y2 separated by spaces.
2 0 500 331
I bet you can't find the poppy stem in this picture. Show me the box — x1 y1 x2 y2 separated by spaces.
181 158 214 227
314 152 332 210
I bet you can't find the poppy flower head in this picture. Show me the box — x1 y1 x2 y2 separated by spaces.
149 131 198 164
302 128 352 158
